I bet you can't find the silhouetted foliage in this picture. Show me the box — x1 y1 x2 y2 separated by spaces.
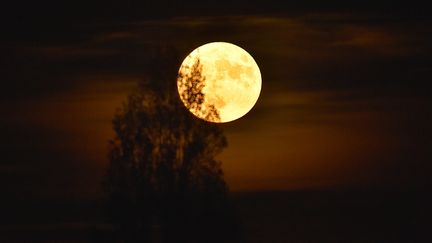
177 56 221 122
103 47 239 243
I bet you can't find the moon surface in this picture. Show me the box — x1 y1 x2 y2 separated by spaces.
177 42 262 123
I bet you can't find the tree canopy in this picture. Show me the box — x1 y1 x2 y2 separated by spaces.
103 47 235 242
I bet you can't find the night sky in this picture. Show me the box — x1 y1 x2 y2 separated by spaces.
1 0 431 203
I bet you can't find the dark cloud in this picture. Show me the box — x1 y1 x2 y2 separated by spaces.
4 14 431 101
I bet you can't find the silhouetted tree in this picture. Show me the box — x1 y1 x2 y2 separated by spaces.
177 56 221 122
103 47 238 243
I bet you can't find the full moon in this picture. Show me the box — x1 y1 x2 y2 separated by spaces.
177 42 262 123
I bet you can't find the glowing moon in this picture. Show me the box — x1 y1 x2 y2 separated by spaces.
177 42 262 123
